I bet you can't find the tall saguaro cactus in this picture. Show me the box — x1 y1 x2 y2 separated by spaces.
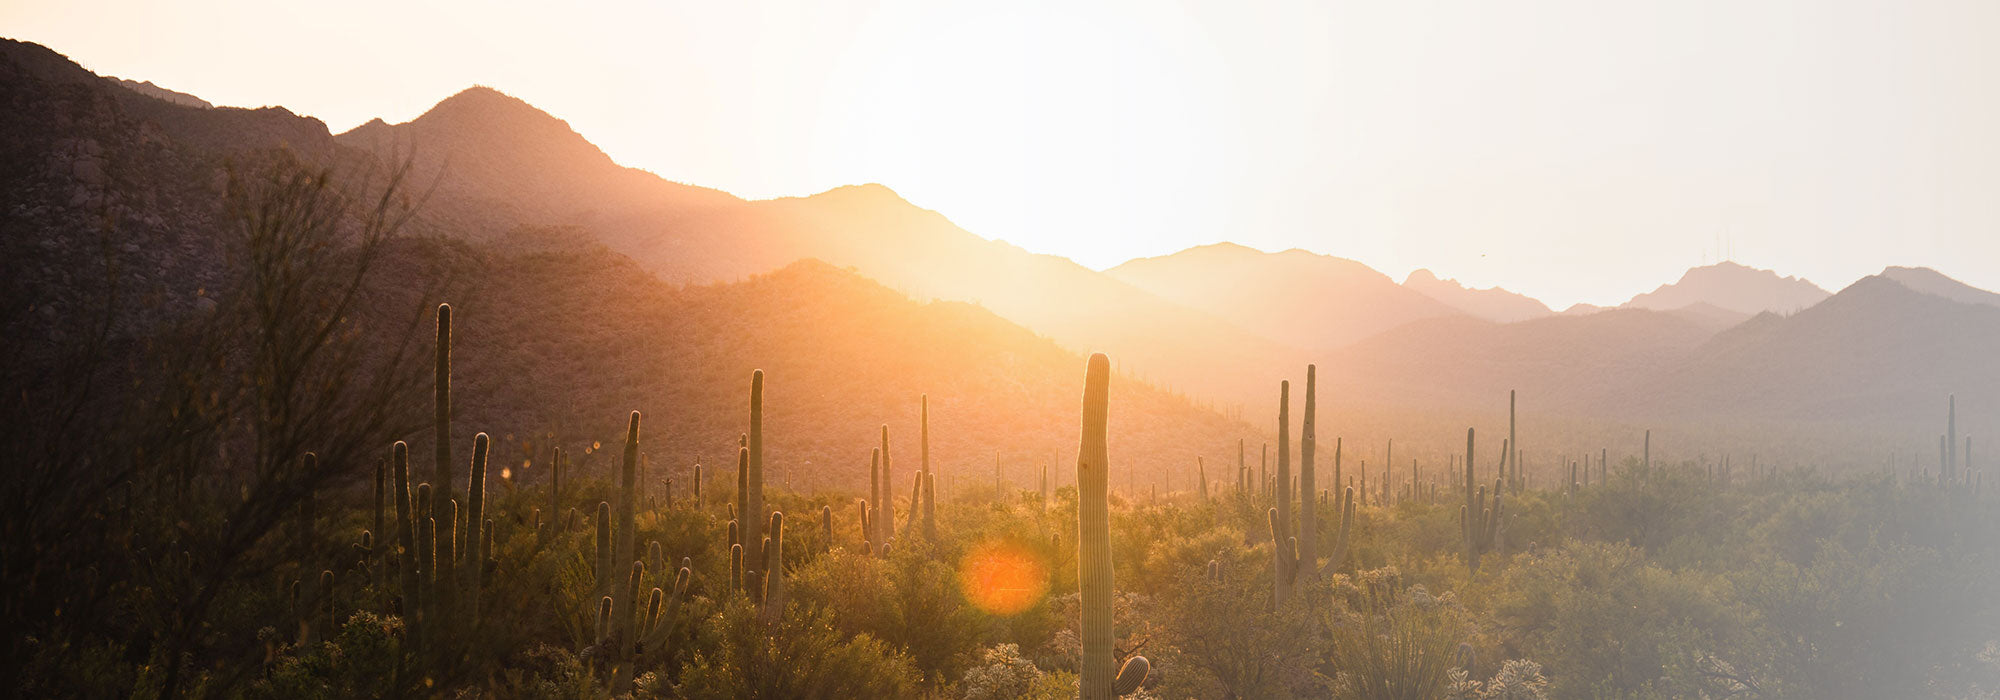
610 412 642 675
745 372 766 558
1076 353 1146 699
1300 366 1317 565
433 304 453 522
1507 389 1517 493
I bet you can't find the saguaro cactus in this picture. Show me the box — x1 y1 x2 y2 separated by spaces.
595 502 612 593
1076 354 1147 698
433 304 453 522
638 567 691 670
762 511 787 617
609 412 642 689
819 505 832 554
1300 365 1317 565
745 372 766 558
1948 395 1959 483
464 432 489 631
392 442 419 628
922 395 937 541
1316 486 1356 578
1462 430 1506 575
880 425 895 543
869 448 883 545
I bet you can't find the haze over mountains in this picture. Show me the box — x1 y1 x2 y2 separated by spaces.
7 37 1998 473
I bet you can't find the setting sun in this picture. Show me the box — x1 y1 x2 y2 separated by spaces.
958 538 1051 617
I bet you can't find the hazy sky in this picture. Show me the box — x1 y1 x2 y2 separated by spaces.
8 0 2000 307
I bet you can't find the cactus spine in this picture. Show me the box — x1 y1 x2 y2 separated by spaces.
1076 354 1146 698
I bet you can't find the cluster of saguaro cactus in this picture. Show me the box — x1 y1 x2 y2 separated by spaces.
1462 429 1505 576
1075 354 1148 699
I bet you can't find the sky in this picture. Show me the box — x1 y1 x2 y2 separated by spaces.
6 0 2000 308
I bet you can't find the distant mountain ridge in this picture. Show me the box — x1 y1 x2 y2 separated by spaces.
1402 268 1554 323
12 36 2000 464
1105 243 1463 351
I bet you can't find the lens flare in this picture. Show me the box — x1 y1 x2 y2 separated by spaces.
957 538 1050 616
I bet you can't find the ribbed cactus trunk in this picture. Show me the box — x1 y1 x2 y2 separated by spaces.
464 432 489 632
692 460 702 507
1276 380 1291 552
1643 429 1651 471
1299 365 1317 567
745 372 766 559
1075 353 1130 700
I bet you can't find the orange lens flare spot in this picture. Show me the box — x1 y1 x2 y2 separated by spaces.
958 539 1049 616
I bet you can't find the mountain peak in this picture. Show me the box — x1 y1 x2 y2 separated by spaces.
1624 261 1829 316
1876 266 2000 308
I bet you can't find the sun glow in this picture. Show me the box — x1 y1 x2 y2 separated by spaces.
958 538 1050 616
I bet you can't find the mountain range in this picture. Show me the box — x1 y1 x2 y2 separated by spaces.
6 36 1995 475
